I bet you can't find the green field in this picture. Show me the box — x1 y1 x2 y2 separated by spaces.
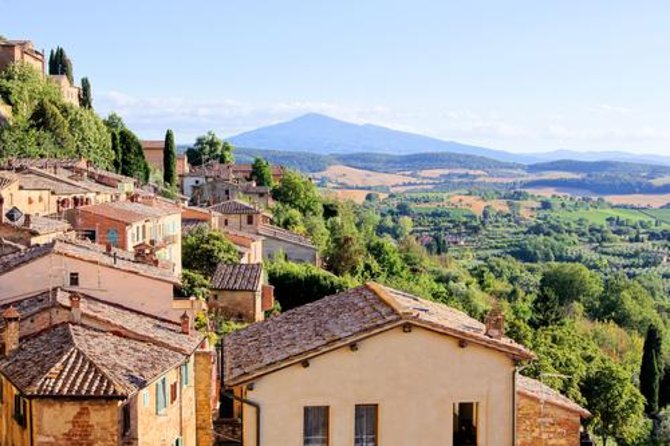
638 208 670 224
552 208 657 225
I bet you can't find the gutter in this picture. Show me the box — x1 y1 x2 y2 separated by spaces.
224 390 261 446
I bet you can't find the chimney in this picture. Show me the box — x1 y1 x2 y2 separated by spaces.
69 292 82 324
180 311 191 334
2 306 20 356
23 214 31 228
484 308 505 340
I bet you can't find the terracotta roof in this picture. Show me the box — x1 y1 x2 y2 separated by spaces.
222 228 265 242
142 140 164 150
257 224 315 248
211 263 263 291
0 173 17 190
182 219 208 234
16 171 89 195
224 283 533 385
232 164 283 176
0 323 184 398
517 375 591 418
78 200 180 223
0 237 179 284
209 200 261 215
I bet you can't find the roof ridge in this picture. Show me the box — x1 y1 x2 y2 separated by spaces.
365 282 414 317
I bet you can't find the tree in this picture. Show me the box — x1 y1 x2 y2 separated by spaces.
111 131 121 173
640 325 663 415
163 129 177 186
79 77 92 109
185 131 234 165
272 170 322 216
251 157 274 187
117 128 149 182
177 269 210 301
581 358 648 445
49 47 74 84
182 226 239 277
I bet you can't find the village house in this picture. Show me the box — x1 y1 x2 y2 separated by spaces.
231 163 283 184
0 39 45 74
222 283 588 446
207 199 318 264
209 263 274 323
75 195 182 275
47 74 80 107
0 212 72 246
0 288 216 446
180 162 282 198
0 237 183 320
221 229 264 264
141 140 189 177
191 180 272 209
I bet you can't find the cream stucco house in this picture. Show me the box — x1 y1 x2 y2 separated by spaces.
223 283 539 446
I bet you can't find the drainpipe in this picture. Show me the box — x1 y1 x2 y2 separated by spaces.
29 398 34 446
224 391 261 446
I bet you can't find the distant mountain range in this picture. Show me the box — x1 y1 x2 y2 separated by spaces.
227 113 670 166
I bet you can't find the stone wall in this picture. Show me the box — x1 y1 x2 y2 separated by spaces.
195 349 215 446
34 400 120 446
516 393 581 446
209 289 262 323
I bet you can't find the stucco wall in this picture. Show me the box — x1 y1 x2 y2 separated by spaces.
239 325 515 446
34 399 120 445
0 377 31 446
516 393 581 446
262 236 318 264
0 253 178 320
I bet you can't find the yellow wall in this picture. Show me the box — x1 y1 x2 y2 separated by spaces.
239 325 515 446
136 357 196 446
0 376 31 446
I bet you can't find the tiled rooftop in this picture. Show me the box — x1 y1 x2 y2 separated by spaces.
224 283 534 385
257 224 315 248
78 200 180 223
517 375 591 417
208 200 261 215
5 214 71 235
0 323 184 397
211 263 263 291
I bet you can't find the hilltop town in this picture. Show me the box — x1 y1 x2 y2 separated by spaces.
0 33 667 446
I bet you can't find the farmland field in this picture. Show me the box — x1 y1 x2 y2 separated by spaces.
551 208 657 225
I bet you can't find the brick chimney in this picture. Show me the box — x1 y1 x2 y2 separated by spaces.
484 307 505 340
23 213 31 228
180 311 191 334
2 306 20 356
69 292 82 324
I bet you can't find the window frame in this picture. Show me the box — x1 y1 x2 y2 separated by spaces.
156 377 167 415
452 401 479 446
303 405 329 446
354 404 378 446
69 272 79 287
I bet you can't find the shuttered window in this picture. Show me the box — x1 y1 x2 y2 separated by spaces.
156 377 167 414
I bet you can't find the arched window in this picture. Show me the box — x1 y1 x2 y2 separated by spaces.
107 229 119 247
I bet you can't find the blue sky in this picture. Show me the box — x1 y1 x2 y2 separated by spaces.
2 0 669 153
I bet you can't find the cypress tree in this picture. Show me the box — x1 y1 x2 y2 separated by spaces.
163 129 177 187
640 324 662 415
79 77 92 109
48 49 55 75
111 132 122 173
118 128 149 183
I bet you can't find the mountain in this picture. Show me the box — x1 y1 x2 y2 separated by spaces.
228 113 670 166
228 113 529 163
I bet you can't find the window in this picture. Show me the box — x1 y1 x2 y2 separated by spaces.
247 215 254 225
122 403 131 436
156 377 167 414
453 402 478 446
224 219 229 226
142 389 149 407
13 394 27 428
355 405 378 446
173 437 183 446
69 272 79 287
170 382 178 404
106 229 119 247
303 406 329 446
181 362 190 387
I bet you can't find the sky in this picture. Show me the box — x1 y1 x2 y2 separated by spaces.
1 0 669 153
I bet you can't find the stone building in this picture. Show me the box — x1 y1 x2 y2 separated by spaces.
516 375 590 446
209 263 274 323
191 180 272 209
222 283 586 446
0 40 45 74
0 288 215 446
75 196 182 275
141 140 189 176
208 200 271 232
0 212 72 246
